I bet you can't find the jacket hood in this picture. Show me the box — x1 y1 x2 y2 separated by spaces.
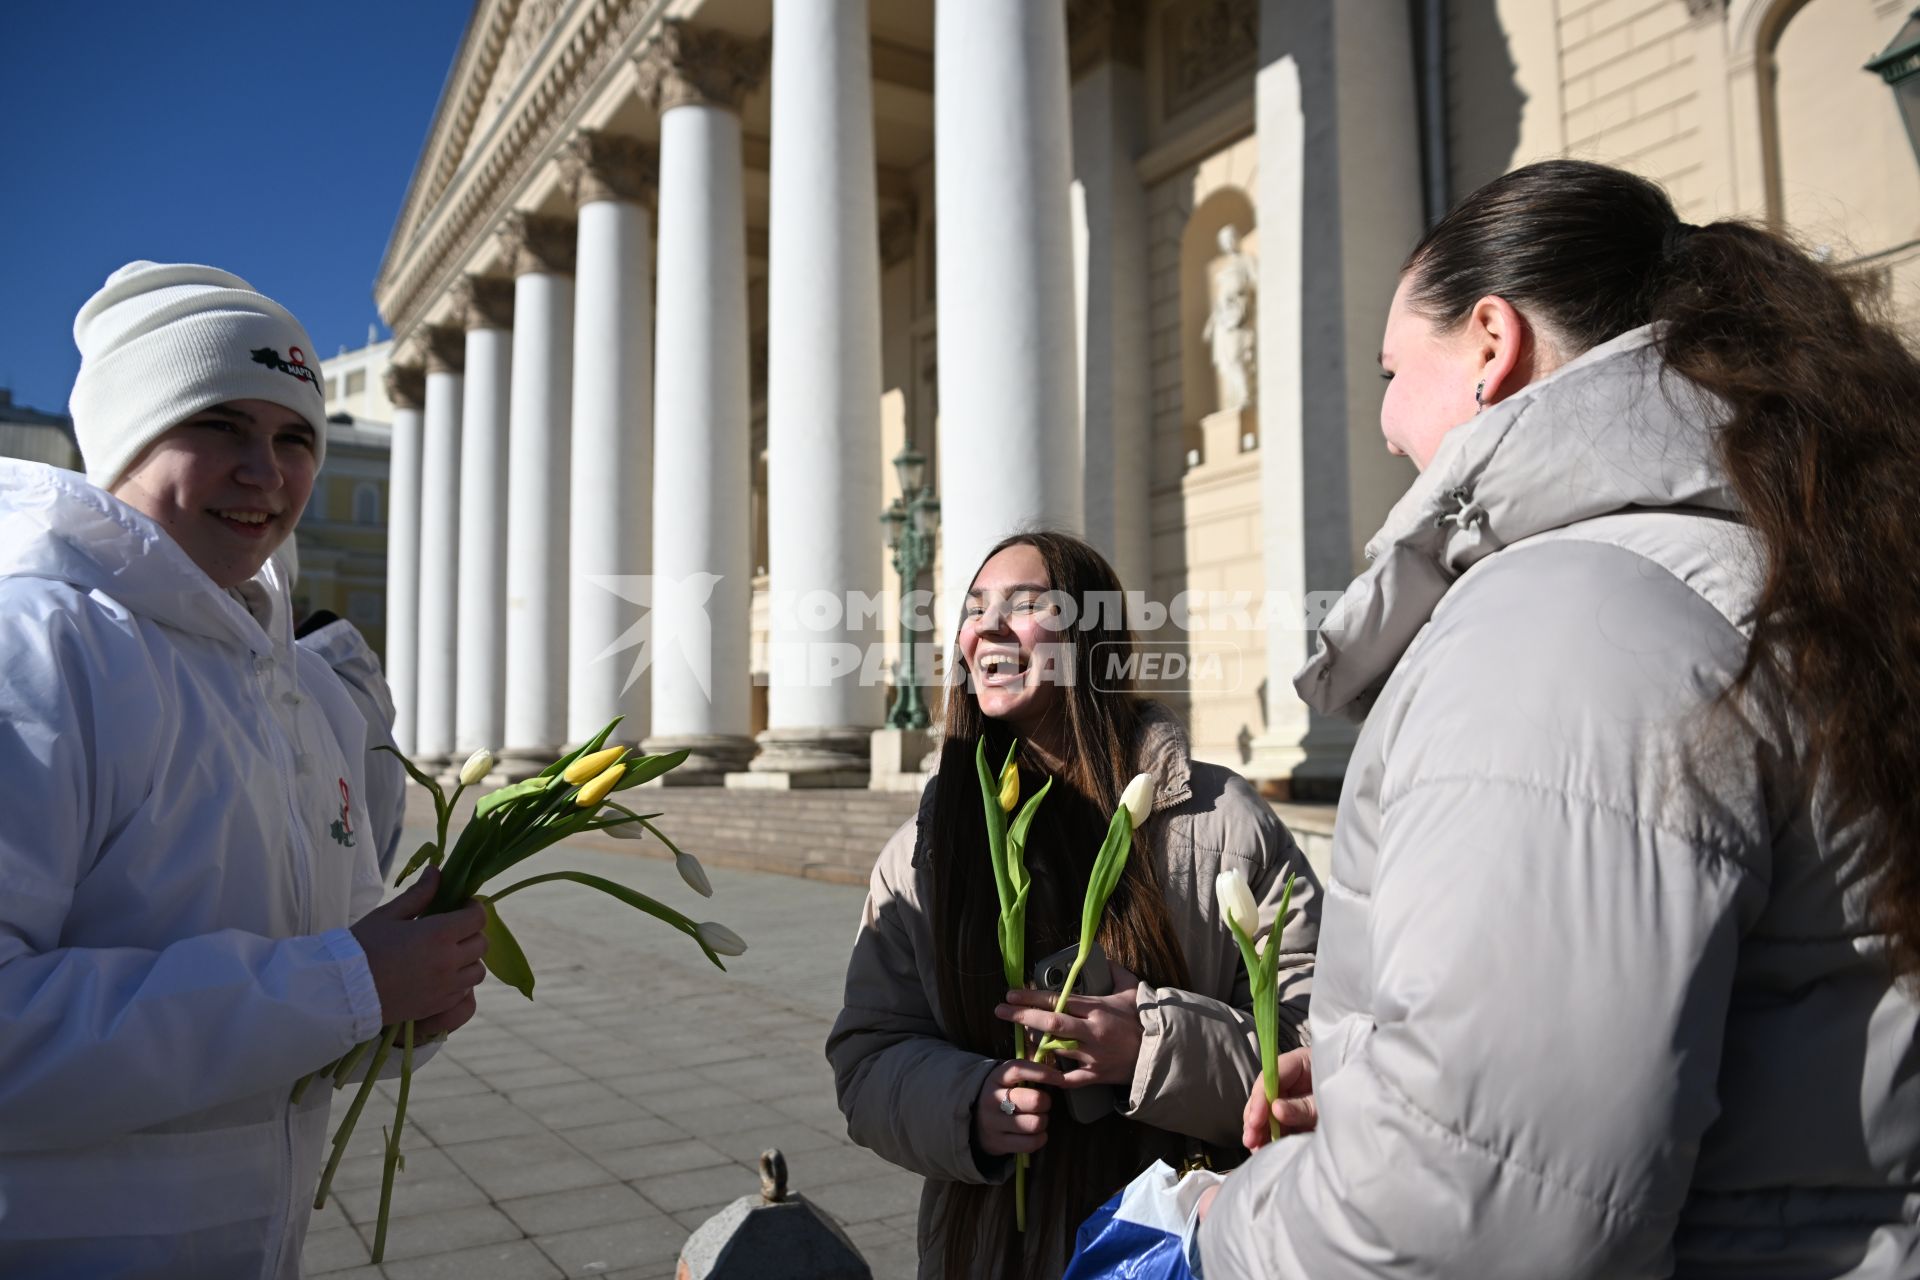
1296 325 1738 719
0 458 291 654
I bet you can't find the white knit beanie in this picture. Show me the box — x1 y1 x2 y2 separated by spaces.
70 261 329 489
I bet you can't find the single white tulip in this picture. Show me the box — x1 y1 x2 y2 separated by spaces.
457 748 495 787
598 810 645 839
697 921 748 956
1119 772 1155 830
676 851 714 898
1215 867 1259 937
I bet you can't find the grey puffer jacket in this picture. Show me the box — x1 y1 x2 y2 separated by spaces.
828 702 1322 1278
1200 327 1920 1279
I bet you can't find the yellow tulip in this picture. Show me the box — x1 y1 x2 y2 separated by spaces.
563 746 626 785
574 763 626 807
997 758 1020 813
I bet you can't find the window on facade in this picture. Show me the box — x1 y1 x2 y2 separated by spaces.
345 370 366 397
325 377 339 400
353 482 381 525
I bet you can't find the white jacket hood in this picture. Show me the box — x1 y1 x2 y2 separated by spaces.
0 457 292 654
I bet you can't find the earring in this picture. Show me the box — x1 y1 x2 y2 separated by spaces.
1473 380 1485 409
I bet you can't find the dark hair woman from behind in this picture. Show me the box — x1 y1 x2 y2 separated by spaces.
828 530 1321 1280
1199 159 1920 1279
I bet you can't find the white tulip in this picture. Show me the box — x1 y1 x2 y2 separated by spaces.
1119 772 1155 830
1215 867 1259 937
697 921 748 956
676 851 714 898
457 748 495 787
598 811 646 839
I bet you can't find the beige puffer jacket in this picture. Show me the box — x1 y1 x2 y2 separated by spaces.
826 702 1322 1278
1199 327 1920 1279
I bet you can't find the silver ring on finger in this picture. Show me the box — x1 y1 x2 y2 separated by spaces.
998 1092 1018 1116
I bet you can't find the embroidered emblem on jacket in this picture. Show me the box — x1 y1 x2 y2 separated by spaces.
330 777 356 847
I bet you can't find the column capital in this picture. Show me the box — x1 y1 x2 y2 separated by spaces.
1069 0 1145 75
422 324 466 374
450 274 517 331
561 129 658 208
498 211 577 277
385 363 426 411
634 20 768 115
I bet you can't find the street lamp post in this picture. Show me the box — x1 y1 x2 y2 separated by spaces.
1868 9 1920 167
881 444 939 730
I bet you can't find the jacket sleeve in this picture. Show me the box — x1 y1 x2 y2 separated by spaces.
298 617 407 882
826 818 1008 1185
0 601 384 1153
1198 546 1765 1280
1123 787 1320 1147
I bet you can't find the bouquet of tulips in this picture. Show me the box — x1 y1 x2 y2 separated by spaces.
978 739 1154 1234
296 717 745 1262
1215 866 1297 1143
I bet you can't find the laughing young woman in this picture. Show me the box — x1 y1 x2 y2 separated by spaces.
828 530 1322 1279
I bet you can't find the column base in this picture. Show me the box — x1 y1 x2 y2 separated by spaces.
639 733 757 786
868 726 934 793
726 726 873 790
493 746 565 783
1244 716 1356 803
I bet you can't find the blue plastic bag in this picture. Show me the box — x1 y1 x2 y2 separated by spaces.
1062 1159 1224 1280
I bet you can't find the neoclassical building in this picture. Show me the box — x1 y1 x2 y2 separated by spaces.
375 0 1920 791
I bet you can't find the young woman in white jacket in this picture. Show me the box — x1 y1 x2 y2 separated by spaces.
0 262 488 1277
1196 160 1920 1278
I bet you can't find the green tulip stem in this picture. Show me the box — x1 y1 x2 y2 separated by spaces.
330 1036 373 1090
313 1023 398 1210
370 1021 415 1262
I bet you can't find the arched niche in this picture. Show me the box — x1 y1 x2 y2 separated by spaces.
1179 186 1258 455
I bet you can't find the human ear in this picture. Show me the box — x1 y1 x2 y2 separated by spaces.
1466 294 1531 407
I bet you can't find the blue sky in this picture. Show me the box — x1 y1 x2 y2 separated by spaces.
0 1 474 412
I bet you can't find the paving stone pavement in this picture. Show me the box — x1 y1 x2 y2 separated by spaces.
302 823 921 1280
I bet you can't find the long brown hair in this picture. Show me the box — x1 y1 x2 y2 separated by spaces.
1403 158 1920 976
928 530 1191 1277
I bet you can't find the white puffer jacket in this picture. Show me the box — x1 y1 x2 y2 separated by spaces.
1200 328 1920 1279
0 459 402 1278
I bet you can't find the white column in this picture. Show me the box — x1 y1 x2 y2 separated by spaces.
452 277 514 758
744 0 884 787
935 0 1082 629
497 213 577 779
635 22 766 783
413 327 465 767
1249 0 1424 796
382 365 425 755
563 131 656 749
1070 4 1152 591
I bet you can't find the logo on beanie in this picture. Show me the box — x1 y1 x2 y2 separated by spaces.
250 345 321 394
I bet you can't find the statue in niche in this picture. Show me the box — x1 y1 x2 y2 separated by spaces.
1202 225 1257 413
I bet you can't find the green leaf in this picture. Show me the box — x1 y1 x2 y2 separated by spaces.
976 739 1014 914
474 775 552 820
611 748 691 790
395 840 438 885
538 717 623 781
475 896 535 998
1005 776 1052 898
488 869 728 971
375 743 445 811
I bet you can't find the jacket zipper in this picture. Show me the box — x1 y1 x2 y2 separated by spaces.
258 651 315 1280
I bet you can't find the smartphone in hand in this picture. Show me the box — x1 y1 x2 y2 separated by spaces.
1031 941 1116 1124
